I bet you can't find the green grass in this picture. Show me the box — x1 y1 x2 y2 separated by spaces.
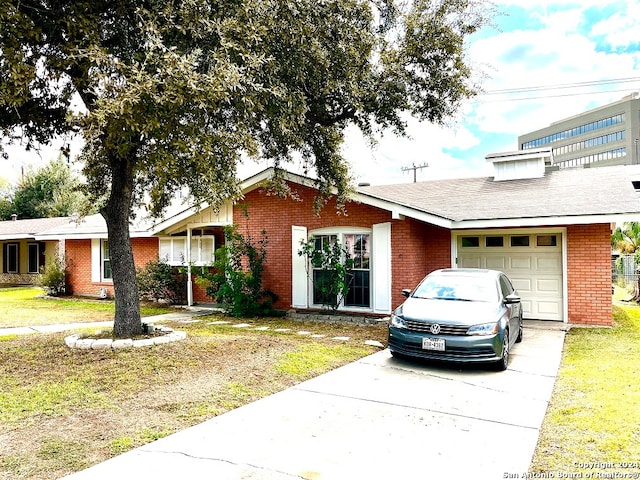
0 286 178 327
530 302 640 475
275 342 373 380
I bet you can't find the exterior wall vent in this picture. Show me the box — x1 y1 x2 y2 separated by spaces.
485 148 553 181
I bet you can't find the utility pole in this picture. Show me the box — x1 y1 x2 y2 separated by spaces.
401 162 428 182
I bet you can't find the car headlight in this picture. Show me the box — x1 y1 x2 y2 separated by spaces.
466 322 499 336
389 308 407 328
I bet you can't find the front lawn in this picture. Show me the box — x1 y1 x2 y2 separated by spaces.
530 302 640 476
0 314 387 479
0 287 177 328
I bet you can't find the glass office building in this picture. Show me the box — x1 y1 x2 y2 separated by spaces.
518 93 640 169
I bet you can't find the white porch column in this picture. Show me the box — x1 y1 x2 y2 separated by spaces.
187 227 193 306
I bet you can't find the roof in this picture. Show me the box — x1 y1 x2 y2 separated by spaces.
357 164 640 228
34 213 153 240
0 216 74 240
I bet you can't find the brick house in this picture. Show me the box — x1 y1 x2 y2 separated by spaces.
12 149 640 326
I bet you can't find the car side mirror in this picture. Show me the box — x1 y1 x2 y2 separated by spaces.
401 288 412 298
504 293 521 305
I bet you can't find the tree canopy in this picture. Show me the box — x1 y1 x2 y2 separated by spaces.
8 158 89 219
0 0 492 336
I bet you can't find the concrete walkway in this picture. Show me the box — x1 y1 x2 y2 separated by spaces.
61 322 566 480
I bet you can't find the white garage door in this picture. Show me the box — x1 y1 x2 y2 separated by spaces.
456 232 563 321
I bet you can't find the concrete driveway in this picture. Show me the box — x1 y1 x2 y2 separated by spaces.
64 324 566 480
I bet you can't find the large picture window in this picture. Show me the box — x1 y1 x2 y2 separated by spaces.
310 231 371 309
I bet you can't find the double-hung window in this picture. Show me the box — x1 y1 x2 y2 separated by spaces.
102 240 112 280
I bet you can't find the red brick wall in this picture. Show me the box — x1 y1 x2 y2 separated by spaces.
65 237 159 298
390 219 451 309
566 223 612 326
237 183 451 312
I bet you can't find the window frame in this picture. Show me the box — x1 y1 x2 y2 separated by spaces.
159 235 215 266
4 242 19 274
308 228 372 311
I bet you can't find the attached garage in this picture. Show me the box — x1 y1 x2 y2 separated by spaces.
454 229 564 321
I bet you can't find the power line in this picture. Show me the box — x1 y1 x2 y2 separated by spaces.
483 76 640 95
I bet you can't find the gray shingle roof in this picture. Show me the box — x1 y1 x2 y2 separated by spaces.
357 165 640 222
0 216 74 239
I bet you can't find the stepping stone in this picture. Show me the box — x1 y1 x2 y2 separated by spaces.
254 326 270 331
232 323 251 328
332 336 350 341
296 331 312 335
207 321 230 325
365 340 385 348
274 328 290 332
311 334 325 339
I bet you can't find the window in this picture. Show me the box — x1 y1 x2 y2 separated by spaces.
3 243 19 274
461 236 480 247
28 242 46 274
310 231 371 309
510 236 530 247
486 236 504 247
537 235 557 247
102 240 112 280
160 235 215 266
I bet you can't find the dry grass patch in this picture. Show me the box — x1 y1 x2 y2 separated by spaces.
0 316 387 479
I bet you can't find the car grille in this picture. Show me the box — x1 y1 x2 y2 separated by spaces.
404 320 469 336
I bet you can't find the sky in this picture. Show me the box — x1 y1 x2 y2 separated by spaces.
2 0 640 187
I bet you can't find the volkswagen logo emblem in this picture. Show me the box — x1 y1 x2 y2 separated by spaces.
430 324 441 335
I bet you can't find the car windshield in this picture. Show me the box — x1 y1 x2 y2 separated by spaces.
412 274 498 303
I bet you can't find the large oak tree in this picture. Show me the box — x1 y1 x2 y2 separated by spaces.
0 0 491 337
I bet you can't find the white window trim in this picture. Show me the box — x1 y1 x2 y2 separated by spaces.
159 235 215 266
90 238 113 283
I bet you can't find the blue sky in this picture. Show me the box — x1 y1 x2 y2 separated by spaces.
341 0 640 185
3 0 640 186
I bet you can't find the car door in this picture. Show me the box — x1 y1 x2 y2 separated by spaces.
499 274 519 344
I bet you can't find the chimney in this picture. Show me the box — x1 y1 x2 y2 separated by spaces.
11 214 17 221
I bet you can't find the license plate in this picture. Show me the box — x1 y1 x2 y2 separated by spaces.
422 337 445 351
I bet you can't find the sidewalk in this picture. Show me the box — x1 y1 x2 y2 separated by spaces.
0 307 216 337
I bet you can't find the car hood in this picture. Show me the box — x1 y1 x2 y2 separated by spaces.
400 297 503 326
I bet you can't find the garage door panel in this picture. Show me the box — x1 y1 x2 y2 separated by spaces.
536 256 562 271
520 299 533 317
485 256 506 269
510 278 532 294
535 301 561 318
536 278 561 293
459 256 482 268
509 256 532 270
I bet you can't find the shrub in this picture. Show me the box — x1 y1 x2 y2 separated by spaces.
136 259 186 304
196 224 277 317
37 254 67 296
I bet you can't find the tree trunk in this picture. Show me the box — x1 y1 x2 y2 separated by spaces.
102 154 142 338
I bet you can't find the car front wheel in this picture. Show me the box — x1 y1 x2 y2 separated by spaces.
495 330 510 371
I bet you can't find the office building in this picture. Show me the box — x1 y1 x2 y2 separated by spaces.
518 92 640 169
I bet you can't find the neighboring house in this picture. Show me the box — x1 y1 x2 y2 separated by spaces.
0 215 72 285
6 149 640 326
